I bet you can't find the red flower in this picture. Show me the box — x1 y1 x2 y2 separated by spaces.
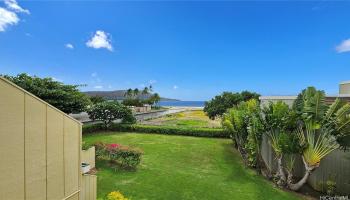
107 143 121 149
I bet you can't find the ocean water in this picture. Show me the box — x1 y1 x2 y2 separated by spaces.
157 101 205 107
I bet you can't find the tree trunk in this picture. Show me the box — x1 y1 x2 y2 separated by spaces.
286 170 293 186
276 155 286 187
288 156 316 191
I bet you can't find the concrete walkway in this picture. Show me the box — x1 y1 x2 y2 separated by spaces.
70 107 201 124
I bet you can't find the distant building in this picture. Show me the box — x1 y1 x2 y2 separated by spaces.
259 81 350 107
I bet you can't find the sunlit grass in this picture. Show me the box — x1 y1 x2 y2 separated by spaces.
142 110 221 128
84 132 302 200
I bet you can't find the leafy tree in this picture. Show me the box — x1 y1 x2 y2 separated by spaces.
241 90 260 102
90 95 105 104
204 91 260 119
3 73 91 114
87 101 135 129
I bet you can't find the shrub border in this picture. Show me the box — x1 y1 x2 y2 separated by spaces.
83 123 229 138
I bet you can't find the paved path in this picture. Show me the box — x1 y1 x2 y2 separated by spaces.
70 107 201 124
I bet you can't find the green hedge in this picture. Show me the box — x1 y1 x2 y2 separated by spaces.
83 123 229 138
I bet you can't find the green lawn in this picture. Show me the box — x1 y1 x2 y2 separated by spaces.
141 110 221 128
83 132 301 200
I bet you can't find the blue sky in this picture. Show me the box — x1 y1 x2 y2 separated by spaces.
1 1 350 100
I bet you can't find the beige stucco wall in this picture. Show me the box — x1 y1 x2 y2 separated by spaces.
340 82 350 95
259 96 297 108
0 77 82 200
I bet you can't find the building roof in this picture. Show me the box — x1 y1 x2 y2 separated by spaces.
340 80 350 85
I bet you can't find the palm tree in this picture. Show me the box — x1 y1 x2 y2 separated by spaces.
124 88 133 99
142 87 149 96
152 93 160 105
133 88 139 99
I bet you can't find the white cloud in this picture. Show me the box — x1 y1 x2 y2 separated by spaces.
86 30 113 51
173 85 178 90
4 0 30 14
0 0 29 32
94 85 103 89
336 39 350 53
65 43 74 49
0 7 19 31
108 85 112 89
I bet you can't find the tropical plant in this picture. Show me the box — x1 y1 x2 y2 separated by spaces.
263 101 297 132
222 106 248 160
288 124 338 191
262 101 300 186
222 99 263 167
246 115 264 168
293 87 350 148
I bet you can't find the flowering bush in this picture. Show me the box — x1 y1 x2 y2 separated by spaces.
94 142 143 169
107 191 129 200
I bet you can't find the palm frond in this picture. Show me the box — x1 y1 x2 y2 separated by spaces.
300 124 339 167
324 98 341 121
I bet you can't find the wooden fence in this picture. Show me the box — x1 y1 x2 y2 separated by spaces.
261 135 350 195
82 147 96 169
81 175 97 200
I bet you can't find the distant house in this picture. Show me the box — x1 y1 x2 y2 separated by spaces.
0 77 96 200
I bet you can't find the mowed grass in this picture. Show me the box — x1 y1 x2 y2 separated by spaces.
83 132 302 200
142 110 221 128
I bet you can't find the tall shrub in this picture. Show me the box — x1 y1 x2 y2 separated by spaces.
222 99 264 168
